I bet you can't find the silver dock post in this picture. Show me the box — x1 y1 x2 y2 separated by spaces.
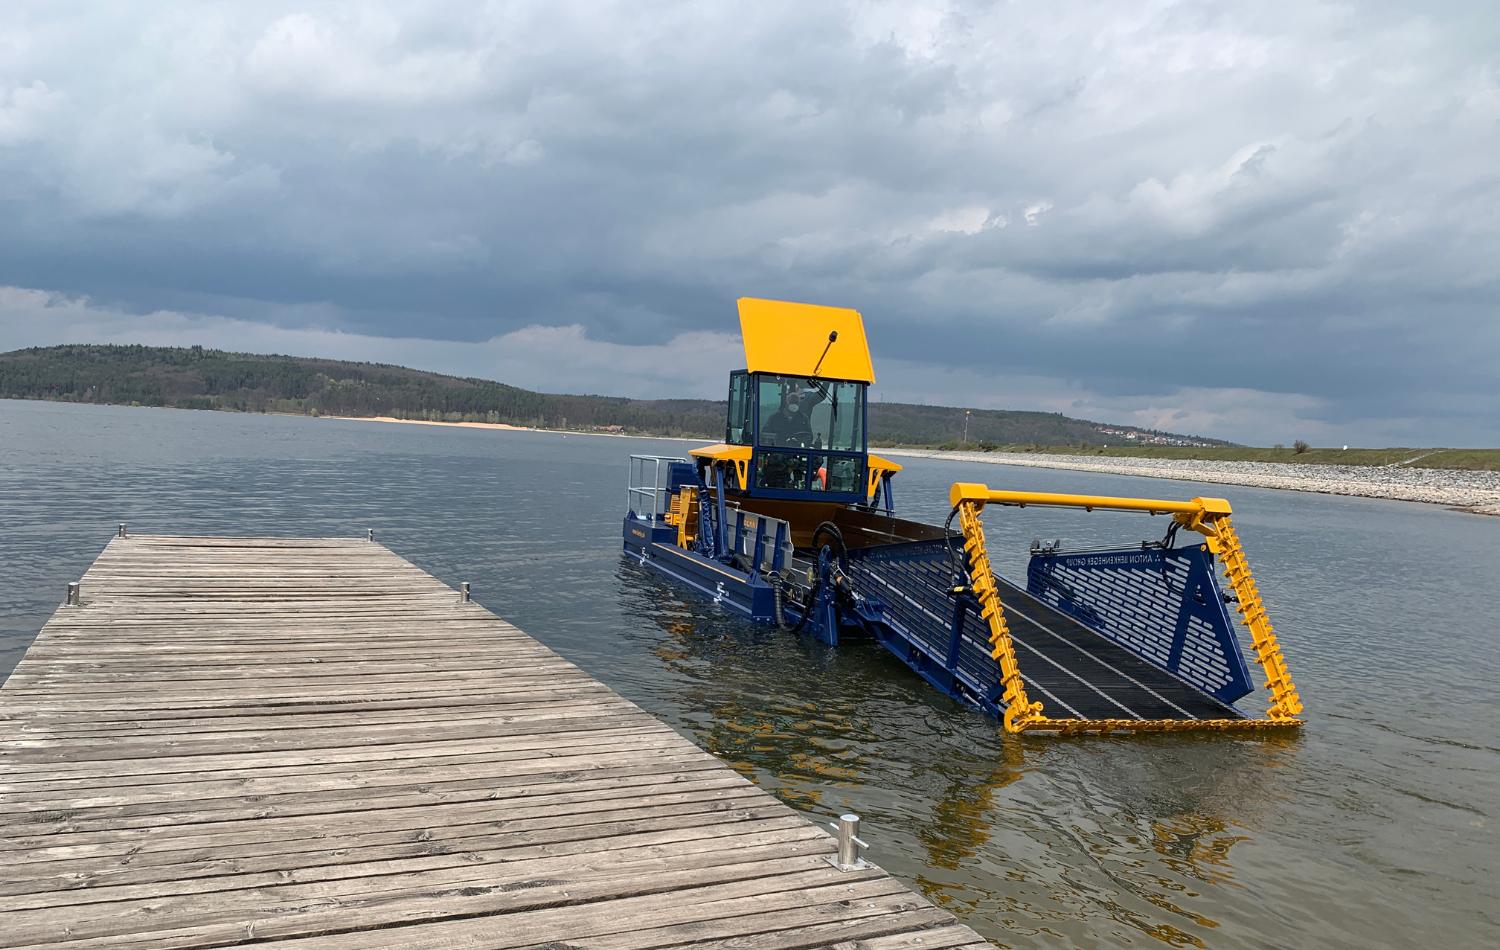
827 813 870 870
66 582 81 607
460 582 471 604
117 523 127 538
367 528 375 542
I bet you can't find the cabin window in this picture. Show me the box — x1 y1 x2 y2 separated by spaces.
726 372 753 445
756 375 865 452
757 453 807 490
812 454 864 493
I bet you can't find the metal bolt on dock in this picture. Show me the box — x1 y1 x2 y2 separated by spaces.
827 813 871 870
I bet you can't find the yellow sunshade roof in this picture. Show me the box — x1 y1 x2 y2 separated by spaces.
736 297 875 383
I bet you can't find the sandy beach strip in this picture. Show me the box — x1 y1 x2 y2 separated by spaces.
320 414 700 442
323 414 541 432
884 448 1500 516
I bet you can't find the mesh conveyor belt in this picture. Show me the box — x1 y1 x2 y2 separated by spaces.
847 539 1243 722
993 575 1241 721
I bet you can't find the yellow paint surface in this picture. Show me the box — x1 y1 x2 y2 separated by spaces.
737 297 875 383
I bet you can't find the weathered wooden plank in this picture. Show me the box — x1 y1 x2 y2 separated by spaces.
7 867 904 950
0 726 680 781
0 534 986 948
1 698 635 742
0 844 848 944
194 876 919 950
536 901 962 950
0 822 831 912
3 803 799 892
0 688 620 730
4 771 757 838
0 748 716 813
1 726 676 781
0 753 722 821
2 785 770 858
0 684 617 714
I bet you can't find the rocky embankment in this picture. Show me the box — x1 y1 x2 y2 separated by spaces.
885 449 1500 516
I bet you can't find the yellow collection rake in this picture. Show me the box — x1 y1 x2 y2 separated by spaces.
949 484 1304 735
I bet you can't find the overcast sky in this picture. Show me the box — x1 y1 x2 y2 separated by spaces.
2 2 1497 445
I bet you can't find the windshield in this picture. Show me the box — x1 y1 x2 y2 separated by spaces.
756 374 865 452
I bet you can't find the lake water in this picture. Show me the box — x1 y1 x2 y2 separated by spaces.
2 398 1496 949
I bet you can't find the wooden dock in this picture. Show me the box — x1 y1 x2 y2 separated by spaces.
0 534 990 949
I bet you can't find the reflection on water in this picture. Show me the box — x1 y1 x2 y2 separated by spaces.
2 400 1496 948
922 744 1025 872
617 552 1339 947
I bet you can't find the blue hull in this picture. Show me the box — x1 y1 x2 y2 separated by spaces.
622 514 1252 727
622 515 1002 718
623 516 779 621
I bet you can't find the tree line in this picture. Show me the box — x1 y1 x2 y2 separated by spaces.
0 344 1222 446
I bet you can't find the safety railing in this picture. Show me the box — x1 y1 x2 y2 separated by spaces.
627 455 687 521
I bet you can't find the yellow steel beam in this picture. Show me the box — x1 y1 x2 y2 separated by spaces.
949 483 1231 517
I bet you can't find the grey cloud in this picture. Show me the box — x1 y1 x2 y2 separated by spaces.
1 1 1497 444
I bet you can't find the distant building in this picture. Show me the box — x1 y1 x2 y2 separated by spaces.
1092 425 1214 448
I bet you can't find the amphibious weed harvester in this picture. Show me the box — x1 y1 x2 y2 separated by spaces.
623 299 1303 734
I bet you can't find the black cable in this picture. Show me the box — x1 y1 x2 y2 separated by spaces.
770 571 787 629
791 522 848 635
791 577 821 633
811 521 847 570
943 505 966 587
1156 521 1182 597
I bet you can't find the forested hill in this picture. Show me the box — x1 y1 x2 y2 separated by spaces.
0 344 1227 448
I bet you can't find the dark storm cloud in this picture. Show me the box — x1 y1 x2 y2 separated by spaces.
1 1 1497 444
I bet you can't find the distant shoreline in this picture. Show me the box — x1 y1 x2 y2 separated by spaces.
321 413 1500 516
16 402 1489 515
318 414 701 443
884 447 1500 516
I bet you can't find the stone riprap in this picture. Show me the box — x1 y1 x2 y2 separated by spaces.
886 449 1500 516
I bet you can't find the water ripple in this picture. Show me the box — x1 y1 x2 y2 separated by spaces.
2 400 1496 948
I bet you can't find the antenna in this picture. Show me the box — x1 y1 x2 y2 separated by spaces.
811 330 838 378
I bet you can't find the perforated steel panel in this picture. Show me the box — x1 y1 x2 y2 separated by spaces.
1025 545 1254 704
846 538 1002 703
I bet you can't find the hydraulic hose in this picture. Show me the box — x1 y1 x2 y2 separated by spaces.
771 571 788 629
811 521 848 569
792 522 850 635
791 576 821 634
943 505 966 585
